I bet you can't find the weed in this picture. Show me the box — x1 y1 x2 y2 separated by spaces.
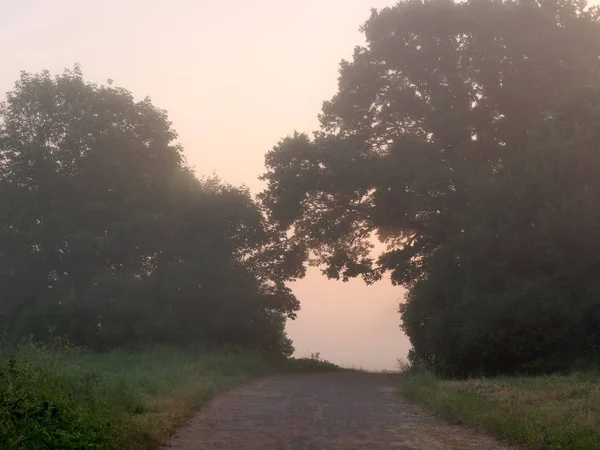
0 344 340 449
398 371 600 449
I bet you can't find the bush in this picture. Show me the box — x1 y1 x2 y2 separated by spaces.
0 343 112 449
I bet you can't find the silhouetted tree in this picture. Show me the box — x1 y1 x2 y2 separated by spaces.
260 0 600 374
0 67 299 356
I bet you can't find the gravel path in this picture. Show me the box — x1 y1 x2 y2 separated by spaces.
164 372 512 450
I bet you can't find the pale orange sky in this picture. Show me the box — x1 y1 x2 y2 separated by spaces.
1 0 411 370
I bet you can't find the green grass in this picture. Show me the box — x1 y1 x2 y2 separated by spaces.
398 370 600 449
0 343 338 449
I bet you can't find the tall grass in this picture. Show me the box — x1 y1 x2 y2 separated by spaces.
398 370 600 449
0 343 280 449
0 343 112 449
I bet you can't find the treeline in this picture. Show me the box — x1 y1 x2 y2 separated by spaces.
259 0 600 375
0 68 304 357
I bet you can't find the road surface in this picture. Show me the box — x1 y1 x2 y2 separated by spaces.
164 372 511 450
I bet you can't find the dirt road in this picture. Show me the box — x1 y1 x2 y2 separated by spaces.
164 372 511 450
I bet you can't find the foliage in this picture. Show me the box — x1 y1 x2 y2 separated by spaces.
398 370 600 449
0 343 112 449
0 67 299 356
401 90 600 375
259 0 600 375
0 343 280 449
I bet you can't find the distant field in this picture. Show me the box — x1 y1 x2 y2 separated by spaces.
0 343 337 450
398 371 600 450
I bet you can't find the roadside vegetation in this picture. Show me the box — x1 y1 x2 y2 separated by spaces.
0 342 338 450
398 370 600 450
0 66 312 449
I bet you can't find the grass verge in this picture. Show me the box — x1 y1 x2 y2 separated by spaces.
398 370 600 449
0 343 338 449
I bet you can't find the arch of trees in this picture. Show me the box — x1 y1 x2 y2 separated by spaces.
3 0 600 374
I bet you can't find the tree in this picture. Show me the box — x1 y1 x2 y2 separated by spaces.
0 67 298 356
260 0 600 374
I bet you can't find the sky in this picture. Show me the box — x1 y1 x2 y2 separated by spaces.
1 0 411 370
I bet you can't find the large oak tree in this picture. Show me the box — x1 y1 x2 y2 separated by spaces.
260 0 600 374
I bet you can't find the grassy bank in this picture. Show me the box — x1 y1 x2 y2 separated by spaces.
398 371 600 449
0 343 337 449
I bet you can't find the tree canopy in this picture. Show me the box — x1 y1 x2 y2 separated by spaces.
0 67 300 357
260 0 600 374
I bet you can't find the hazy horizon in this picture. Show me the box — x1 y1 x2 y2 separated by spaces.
2 0 411 370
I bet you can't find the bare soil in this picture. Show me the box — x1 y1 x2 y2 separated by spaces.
164 372 512 450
